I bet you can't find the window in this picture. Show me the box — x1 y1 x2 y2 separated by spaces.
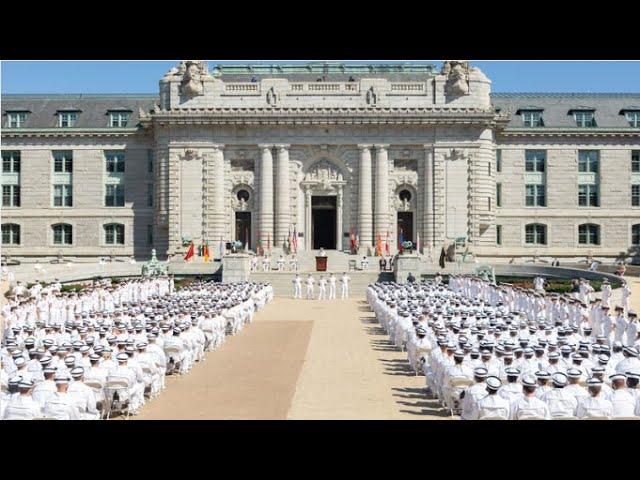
632 151 640 172
2 151 20 173
53 184 73 207
104 223 125 245
496 225 502 245
496 149 502 172
578 150 599 173
578 224 600 245
578 184 599 207
522 110 544 127
53 151 73 173
633 224 640 246
633 184 640 207
573 110 597 127
2 185 20 207
496 183 502 207
105 151 125 173
525 184 546 206
6 112 27 128
147 183 154 207
147 224 154 245
52 224 72 245
1 224 20 245
109 111 130 127
57 111 78 127
525 150 546 172
105 184 125 206
525 224 547 245
147 149 154 173
626 111 640 127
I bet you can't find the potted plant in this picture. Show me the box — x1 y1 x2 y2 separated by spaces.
402 241 413 254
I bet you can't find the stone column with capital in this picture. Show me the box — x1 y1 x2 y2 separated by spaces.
275 144 291 248
258 145 274 248
423 145 434 249
374 144 390 244
358 145 373 249
210 145 226 242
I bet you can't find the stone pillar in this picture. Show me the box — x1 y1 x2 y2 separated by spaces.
210 145 226 242
258 144 274 247
423 145 434 248
374 144 390 241
275 144 291 248
358 144 373 249
336 186 344 251
304 187 312 250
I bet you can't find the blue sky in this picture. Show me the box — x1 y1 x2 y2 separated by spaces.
2 61 640 94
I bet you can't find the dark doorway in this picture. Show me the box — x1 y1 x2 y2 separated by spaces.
397 211 414 245
312 196 336 249
235 212 251 249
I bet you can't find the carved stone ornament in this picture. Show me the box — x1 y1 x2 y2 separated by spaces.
444 148 467 162
183 148 199 161
138 107 149 120
442 60 470 96
181 60 208 98
266 87 278 106
366 87 378 106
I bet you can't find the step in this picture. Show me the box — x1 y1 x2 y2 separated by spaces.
249 271 393 296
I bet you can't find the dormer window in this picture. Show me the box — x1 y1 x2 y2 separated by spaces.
570 109 597 127
521 110 544 127
620 109 640 127
57 110 79 128
6 111 28 128
108 110 130 127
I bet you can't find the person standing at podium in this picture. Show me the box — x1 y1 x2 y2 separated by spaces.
293 274 302 299
328 273 337 300
318 247 327 257
306 274 315 300
341 272 351 300
318 276 327 300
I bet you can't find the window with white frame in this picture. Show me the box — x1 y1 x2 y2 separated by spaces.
578 150 599 173
1 224 20 245
53 184 73 207
625 111 640 127
104 223 125 245
53 151 73 173
578 184 599 207
105 184 125 207
52 224 72 245
525 150 546 172
632 151 640 172
2 151 20 173
578 224 600 245
57 111 78 127
633 224 640 246
632 184 640 207
108 111 130 127
2 185 20 207
6 112 27 128
105 151 125 173
525 184 546 207
525 223 547 245
522 110 544 127
573 110 597 127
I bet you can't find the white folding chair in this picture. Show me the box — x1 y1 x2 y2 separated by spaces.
445 378 473 414
105 377 131 419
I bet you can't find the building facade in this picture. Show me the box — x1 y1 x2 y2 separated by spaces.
2 61 639 262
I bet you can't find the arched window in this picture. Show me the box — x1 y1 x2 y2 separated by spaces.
1 224 20 245
104 223 125 245
525 223 547 245
578 224 600 245
52 223 72 245
632 224 640 246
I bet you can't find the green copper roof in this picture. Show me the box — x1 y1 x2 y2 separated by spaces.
210 62 438 76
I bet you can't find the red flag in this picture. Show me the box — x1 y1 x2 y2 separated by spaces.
385 231 390 256
292 226 298 253
376 234 382 256
184 241 195 262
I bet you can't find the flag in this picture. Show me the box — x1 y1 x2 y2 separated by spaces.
184 241 195 262
219 236 225 258
355 234 359 250
375 234 382 256
292 226 298 253
203 241 209 262
256 229 262 255
245 227 250 250
416 232 420 254
349 228 356 251
399 228 405 253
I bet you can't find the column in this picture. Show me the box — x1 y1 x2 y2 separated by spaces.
358 144 373 249
336 186 343 251
304 187 312 250
423 145 434 248
275 144 291 248
258 144 274 247
374 144 390 242
210 145 225 241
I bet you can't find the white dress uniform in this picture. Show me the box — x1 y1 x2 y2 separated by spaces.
43 391 81 420
2 394 43 420
293 276 302 299
543 388 578 418
317 278 327 300
576 394 614 418
67 381 100 420
305 276 315 300
328 275 337 300
471 393 511 420
460 382 488 420
609 388 637 417
340 274 350 300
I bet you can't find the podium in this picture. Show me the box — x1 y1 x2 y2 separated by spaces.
315 256 327 271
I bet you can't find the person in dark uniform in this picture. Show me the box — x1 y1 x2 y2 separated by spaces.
407 272 416 283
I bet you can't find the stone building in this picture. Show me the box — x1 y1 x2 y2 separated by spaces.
2 61 639 262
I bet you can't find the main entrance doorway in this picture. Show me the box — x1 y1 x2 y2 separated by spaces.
235 212 251 249
312 196 336 249
397 211 414 246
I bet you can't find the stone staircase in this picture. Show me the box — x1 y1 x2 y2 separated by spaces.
285 249 385 272
249 271 394 297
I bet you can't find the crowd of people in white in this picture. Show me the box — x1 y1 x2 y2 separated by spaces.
0 276 273 420
367 275 640 419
